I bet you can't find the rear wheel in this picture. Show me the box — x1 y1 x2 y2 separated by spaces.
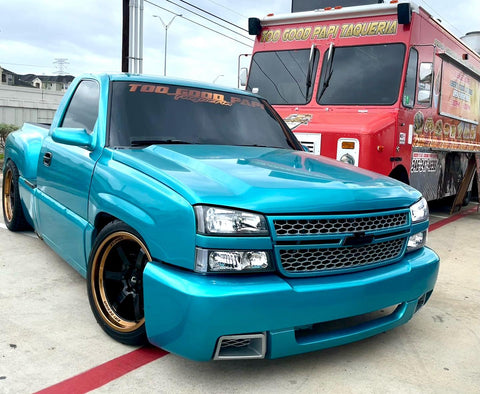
2 161 31 231
87 221 151 346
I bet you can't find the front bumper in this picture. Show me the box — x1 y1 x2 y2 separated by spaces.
143 247 439 361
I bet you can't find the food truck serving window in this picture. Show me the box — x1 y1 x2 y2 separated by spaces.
247 49 320 105
317 43 405 106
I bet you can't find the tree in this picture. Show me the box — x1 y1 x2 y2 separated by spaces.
0 124 19 151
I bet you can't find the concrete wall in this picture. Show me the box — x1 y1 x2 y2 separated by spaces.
0 84 65 127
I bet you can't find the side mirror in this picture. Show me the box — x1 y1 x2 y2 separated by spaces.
419 63 433 83
417 63 433 104
239 67 248 87
417 89 431 103
52 127 95 150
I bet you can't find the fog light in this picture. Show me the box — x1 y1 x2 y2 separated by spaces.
407 231 427 252
195 248 272 273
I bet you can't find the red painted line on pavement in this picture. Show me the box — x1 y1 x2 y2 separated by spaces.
34 346 168 394
429 206 479 232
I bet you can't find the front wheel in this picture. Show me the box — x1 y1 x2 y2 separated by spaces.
87 221 151 346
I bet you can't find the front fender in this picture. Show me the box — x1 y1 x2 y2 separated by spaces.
88 157 196 271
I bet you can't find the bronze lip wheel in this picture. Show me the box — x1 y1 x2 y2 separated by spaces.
3 167 14 223
90 231 152 333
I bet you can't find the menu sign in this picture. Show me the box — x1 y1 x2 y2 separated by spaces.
439 61 480 125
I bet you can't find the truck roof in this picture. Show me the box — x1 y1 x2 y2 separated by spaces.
256 0 420 26
74 73 258 99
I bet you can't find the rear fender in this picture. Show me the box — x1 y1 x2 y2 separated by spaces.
4 123 49 182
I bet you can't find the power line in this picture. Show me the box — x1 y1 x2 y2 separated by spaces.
175 0 248 33
0 62 52 69
417 0 464 37
144 1 252 48
164 0 252 41
204 0 248 19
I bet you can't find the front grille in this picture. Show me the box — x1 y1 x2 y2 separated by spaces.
279 238 405 274
274 213 408 236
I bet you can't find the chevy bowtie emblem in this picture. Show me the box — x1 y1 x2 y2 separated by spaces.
344 232 374 246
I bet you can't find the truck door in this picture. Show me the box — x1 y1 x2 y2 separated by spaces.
36 79 101 273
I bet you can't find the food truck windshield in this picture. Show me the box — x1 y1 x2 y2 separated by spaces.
247 43 406 106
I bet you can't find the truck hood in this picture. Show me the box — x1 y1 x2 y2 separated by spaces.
112 145 419 214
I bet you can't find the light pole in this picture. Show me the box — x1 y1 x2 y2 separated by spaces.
212 74 224 84
153 14 181 76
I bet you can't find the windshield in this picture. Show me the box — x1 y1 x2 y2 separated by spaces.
109 82 300 149
247 49 319 105
317 43 406 105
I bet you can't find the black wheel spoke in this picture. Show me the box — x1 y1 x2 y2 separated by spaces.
135 249 146 270
103 270 124 282
112 288 129 310
116 245 131 270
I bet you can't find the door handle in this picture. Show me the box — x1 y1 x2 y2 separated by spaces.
43 152 52 167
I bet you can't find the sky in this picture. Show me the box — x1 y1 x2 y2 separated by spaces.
0 0 479 88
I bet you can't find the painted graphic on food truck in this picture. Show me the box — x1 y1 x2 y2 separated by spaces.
260 20 398 43
439 61 480 125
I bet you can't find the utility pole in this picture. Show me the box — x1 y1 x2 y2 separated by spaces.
122 0 129 72
122 0 144 73
153 14 181 76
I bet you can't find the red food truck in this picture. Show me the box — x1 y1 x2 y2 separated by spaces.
246 0 480 202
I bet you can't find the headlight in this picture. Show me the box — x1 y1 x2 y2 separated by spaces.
407 230 427 253
195 248 273 273
195 206 268 236
410 197 429 223
339 153 355 165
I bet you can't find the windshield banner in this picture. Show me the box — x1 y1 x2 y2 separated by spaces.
439 62 480 125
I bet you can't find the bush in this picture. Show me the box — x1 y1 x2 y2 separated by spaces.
0 123 19 150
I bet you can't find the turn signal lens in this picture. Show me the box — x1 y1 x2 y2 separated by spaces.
341 141 355 149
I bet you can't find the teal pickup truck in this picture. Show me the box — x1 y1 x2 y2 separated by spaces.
3 74 439 361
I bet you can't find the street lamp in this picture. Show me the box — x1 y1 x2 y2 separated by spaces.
212 74 224 84
153 14 181 76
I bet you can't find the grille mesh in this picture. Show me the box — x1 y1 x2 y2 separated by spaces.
220 338 250 349
279 238 405 273
274 213 408 236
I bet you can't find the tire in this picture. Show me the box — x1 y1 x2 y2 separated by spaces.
87 220 151 346
2 161 31 231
